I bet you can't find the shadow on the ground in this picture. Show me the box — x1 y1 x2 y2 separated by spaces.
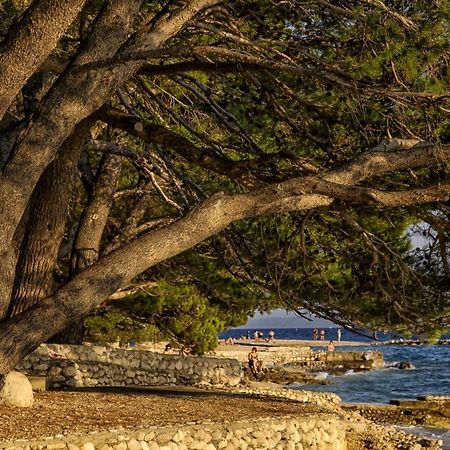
54 385 294 403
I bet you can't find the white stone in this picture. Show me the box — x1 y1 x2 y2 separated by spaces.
144 432 155 441
81 443 95 450
113 443 127 450
45 443 67 449
0 371 34 407
172 431 184 443
98 445 113 450
127 440 141 450
64 366 77 377
49 367 62 377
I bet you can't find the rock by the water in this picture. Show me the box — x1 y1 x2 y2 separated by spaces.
396 361 415 370
0 371 34 407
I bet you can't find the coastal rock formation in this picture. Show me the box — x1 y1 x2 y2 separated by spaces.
344 397 450 429
396 361 415 370
0 371 33 407
345 411 443 450
217 345 385 376
323 350 384 372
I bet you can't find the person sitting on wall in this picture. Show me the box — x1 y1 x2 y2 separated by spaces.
248 347 260 375
327 340 335 352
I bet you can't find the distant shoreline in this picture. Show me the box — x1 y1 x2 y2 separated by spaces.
221 338 450 348
219 339 369 349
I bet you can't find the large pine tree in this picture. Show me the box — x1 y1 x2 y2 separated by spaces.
0 0 449 377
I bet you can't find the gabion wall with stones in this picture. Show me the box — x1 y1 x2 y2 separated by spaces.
0 414 346 450
16 344 242 389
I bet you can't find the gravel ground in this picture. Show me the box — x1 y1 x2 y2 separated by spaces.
0 387 322 442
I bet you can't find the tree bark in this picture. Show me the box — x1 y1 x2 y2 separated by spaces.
7 120 92 317
51 153 122 344
71 154 122 273
0 0 87 120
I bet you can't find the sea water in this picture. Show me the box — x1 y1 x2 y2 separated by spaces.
294 344 450 404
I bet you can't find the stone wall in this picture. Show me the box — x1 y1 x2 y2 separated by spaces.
16 344 241 389
0 414 346 450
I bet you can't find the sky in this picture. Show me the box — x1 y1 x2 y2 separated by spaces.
233 309 335 329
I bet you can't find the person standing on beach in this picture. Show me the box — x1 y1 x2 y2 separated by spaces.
320 329 325 341
337 328 342 342
313 328 318 340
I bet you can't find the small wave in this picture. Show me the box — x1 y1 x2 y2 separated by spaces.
383 361 415 370
384 361 400 368
344 369 355 376
315 372 329 381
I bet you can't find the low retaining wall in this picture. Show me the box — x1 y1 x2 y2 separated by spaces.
0 414 346 450
16 344 241 388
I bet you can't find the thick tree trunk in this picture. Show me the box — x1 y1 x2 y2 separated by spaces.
0 0 86 120
0 192 240 375
71 154 122 273
0 0 216 247
7 121 92 317
50 320 86 345
52 153 122 344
